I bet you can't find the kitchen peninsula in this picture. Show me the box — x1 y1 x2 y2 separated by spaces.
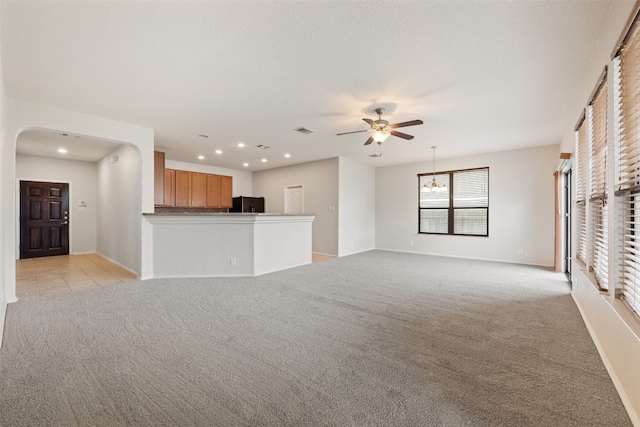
144 212 315 278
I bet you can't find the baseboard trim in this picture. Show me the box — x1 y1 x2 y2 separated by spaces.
94 252 139 278
572 267 640 426
0 299 6 348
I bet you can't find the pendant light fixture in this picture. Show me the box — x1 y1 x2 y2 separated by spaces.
370 129 390 143
422 146 448 193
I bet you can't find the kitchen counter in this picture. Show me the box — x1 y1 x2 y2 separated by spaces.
145 212 311 216
144 213 315 277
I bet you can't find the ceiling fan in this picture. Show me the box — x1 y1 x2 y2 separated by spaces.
337 108 423 145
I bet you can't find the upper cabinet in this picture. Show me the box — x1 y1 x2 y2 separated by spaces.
206 174 221 208
155 157 233 208
174 170 192 207
191 172 207 207
154 151 165 205
220 175 232 208
164 169 176 207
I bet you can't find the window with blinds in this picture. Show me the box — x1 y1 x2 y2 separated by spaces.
575 116 588 265
617 20 640 316
590 81 608 290
418 167 489 236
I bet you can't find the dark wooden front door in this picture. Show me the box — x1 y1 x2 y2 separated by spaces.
20 181 70 259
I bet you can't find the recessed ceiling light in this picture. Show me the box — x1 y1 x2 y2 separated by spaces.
284 153 291 158
243 162 249 167
261 158 267 163
57 148 68 154
198 155 205 160
215 149 222 154
237 143 245 148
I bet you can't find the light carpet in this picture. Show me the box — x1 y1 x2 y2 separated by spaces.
0 250 632 426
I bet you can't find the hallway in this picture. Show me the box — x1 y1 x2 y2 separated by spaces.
16 254 137 299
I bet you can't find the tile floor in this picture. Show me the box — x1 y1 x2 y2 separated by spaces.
16 253 137 300
312 253 334 262
17 252 334 300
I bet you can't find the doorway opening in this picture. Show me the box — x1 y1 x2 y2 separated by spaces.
564 169 572 281
284 185 304 214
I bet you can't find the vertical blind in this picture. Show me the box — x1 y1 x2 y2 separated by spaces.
575 116 588 264
618 20 640 316
590 81 608 290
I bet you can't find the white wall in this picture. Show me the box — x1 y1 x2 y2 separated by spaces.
16 154 98 254
165 159 252 197
0 4 7 345
563 3 640 423
96 145 140 274
338 157 375 257
560 1 637 153
3 99 154 302
573 268 640 426
376 144 558 267
253 158 339 256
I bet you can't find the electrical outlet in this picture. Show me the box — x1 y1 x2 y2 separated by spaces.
230 258 237 266
518 249 523 255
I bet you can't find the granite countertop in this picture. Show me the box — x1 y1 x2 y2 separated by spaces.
144 212 314 216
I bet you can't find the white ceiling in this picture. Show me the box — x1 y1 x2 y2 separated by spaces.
17 130 122 162
2 1 619 170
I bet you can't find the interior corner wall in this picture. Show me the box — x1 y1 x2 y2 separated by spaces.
0 5 7 346
97 144 140 274
16 154 98 255
164 159 253 197
376 144 558 266
338 157 375 257
252 158 339 256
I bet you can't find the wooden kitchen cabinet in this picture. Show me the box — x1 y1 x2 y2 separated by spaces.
164 169 176 206
154 151 165 205
161 168 233 208
220 175 232 208
206 174 233 208
175 170 192 207
206 174 221 207
191 172 207 207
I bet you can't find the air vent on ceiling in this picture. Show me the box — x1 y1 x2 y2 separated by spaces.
256 144 270 149
293 127 313 135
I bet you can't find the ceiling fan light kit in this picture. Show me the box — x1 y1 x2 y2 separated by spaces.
337 107 423 146
371 129 390 143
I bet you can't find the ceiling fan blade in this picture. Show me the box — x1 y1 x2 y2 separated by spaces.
337 129 369 136
390 130 414 140
390 119 423 129
363 118 376 126
364 137 374 145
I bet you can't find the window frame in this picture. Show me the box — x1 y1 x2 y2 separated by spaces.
417 166 489 237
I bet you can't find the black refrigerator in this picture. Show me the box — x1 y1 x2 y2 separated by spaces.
231 196 265 213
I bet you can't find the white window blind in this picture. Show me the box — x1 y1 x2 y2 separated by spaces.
575 116 588 264
590 81 608 290
617 20 640 316
418 168 489 236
